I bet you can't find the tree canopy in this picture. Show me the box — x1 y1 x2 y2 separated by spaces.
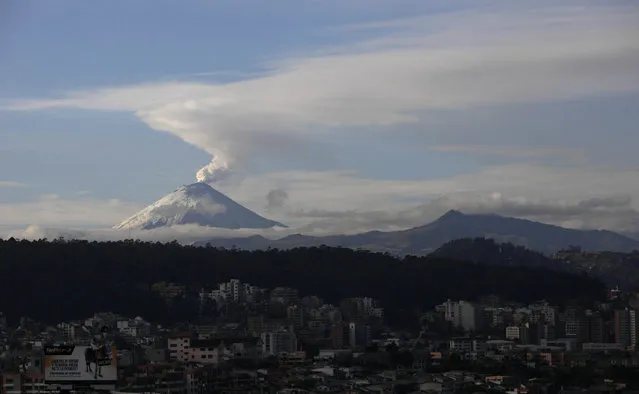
0 238 606 325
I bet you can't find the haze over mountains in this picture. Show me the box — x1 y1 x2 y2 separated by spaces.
109 182 639 254
194 210 639 255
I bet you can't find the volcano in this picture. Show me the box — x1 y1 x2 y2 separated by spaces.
114 182 286 230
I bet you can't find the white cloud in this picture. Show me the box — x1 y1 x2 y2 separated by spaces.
227 165 639 212
0 181 25 188
427 145 586 163
3 224 292 243
220 163 639 233
3 163 639 240
0 195 143 228
40 194 60 201
283 193 639 235
4 2 638 182
18 161 635 236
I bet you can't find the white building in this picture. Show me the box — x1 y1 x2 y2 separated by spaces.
529 302 556 325
261 329 297 356
168 334 261 364
116 317 151 338
220 279 243 301
371 308 384 318
442 300 479 331
168 333 192 362
201 279 265 303
57 322 82 341
449 338 486 353
505 326 520 340
199 288 223 302
347 322 371 349
630 309 637 350
485 340 516 352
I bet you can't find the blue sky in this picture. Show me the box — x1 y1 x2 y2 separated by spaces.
1 0 469 198
1 0 639 236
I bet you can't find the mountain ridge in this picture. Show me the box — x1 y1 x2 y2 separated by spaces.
196 210 639 254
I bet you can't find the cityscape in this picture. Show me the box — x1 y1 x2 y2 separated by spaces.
2 277 639 394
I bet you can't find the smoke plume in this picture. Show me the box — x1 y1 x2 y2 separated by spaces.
6 2 639 189
196 155 232 183
266 189 289 211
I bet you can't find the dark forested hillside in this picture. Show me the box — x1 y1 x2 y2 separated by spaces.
554 249 639 289
0 239 605 325
430 238 639 289
430 238 560 269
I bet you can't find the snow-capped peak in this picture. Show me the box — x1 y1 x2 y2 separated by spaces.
114 182 286 230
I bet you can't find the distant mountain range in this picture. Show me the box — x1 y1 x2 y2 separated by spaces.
624 231 639 241
116 182 639 254
196 210 639 254
115 182 285 230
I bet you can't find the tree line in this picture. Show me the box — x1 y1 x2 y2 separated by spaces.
0 238 606 325
432 237 639 289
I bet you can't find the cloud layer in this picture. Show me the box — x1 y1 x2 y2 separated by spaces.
6 2 639 182
3 162 639 241
222 163 639 234
0 181 25 188
0 194 142 228
5 191 639 242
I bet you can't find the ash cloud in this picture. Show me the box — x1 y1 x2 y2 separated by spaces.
196 155 233 184
7 2 639 187
265 189 289 212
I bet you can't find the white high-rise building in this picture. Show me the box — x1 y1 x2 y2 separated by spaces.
212 279 264 303
442 299 479 332
347 322 372 349
116 317 151 338
530 302 556 325
630 310 637 349
261 329 297 356
219 279 243 301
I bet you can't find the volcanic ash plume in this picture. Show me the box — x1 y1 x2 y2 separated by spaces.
266 189 288 211
196 155 232 183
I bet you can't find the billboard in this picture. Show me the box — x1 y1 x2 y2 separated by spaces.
44 344 117 382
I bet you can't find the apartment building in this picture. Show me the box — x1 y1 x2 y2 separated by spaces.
261 329 297 356
442 300 479 332
117 317 151 338
168 333 262 364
